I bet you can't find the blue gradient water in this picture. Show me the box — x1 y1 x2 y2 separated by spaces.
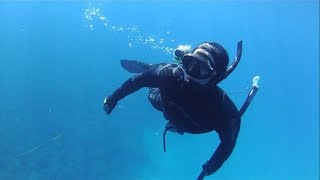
0 1 318 180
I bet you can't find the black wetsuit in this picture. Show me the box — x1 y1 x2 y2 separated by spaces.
109 63 241 175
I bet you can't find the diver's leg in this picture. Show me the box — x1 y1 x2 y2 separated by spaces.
148 88 163 112
120 59 153 73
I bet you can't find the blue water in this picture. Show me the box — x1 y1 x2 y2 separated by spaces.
0 1 319 180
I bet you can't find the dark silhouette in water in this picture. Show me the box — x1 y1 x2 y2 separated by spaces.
103 41 259 179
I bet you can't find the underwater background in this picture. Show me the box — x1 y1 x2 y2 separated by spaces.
0 1 319 180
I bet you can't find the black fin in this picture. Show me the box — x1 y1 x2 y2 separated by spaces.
120 59 152 73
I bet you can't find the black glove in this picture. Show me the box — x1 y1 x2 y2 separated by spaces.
103 95 117 115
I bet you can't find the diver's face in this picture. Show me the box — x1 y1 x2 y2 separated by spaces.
183 58 213 80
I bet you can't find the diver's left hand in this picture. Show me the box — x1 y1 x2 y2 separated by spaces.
103 96 117 115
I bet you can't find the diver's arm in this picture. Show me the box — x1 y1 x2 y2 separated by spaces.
104 64 183 114
202 118 240 176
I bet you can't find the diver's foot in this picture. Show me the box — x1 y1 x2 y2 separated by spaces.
120 59 152 73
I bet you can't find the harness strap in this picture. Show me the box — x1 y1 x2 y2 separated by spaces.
163 127 172 152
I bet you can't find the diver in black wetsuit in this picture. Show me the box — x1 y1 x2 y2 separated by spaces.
103 41 259 179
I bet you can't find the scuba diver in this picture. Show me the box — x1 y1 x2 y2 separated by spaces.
103 41 260 179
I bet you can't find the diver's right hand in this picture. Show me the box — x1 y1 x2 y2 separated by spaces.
103 96 117 115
